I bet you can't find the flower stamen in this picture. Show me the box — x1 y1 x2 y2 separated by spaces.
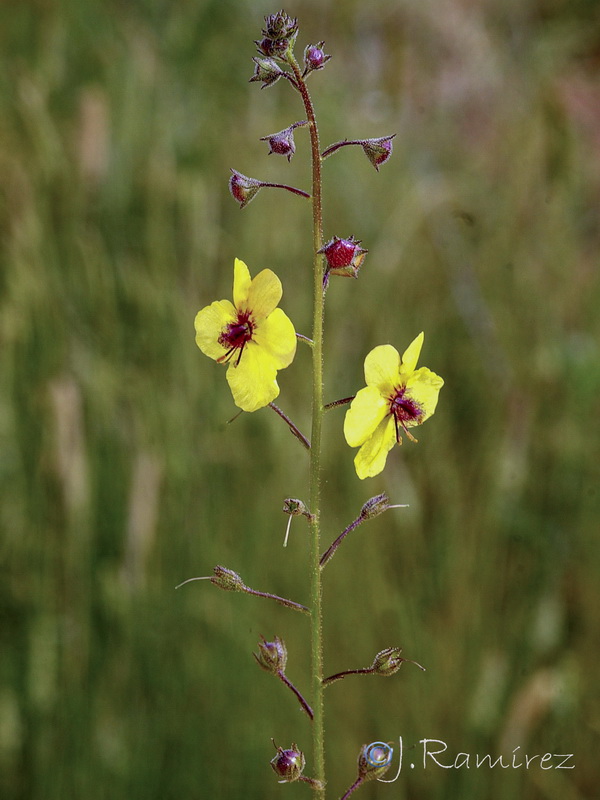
389 388 422 442
217 315 254 365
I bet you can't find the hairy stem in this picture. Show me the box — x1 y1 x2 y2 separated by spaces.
244 587 310 615
339 776 364 800
322 667 373 687
288 51 326 798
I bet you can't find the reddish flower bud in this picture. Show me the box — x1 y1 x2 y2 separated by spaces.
249 56 285 88
229 169 263 208
318 235 368 279
260 121 306 162
360 135 396 171
303 42 331 75
270 742 305 783
253 635 288 674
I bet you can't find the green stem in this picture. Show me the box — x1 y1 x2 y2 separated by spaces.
288 52 326 798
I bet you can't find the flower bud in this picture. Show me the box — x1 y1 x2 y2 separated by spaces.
229 169 262 208
360 493 391 520
253 635 287 674
270 742 305 783
358 742 393 781
262 11 298 42
210 565 246 592
260 121 306 162
303 42 331 75
359 135 396 171
371 646 425 675
318 235 368 279
249 56 285 88
255 11 298 62
283 498 309 517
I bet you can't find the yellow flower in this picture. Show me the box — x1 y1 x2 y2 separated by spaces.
195 258 296 412
344 333 443 479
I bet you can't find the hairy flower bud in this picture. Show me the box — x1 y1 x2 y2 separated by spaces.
260 121 307 162
358 742 393 781
262 11 298 41
253 635 288 674
255 11 298 62
270 742 305 783
283 498 310 517
229 169 263 208
318 235 368 279
210 565 246 592
249 56 285 88
371 646 425 675
360 135 396 171
303 42 331 75
360 493 391 520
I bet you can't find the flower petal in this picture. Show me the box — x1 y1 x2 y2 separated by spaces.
233 258 252 309
253 308 297 369
344 386 389 447
363 345 401 394
246 268 283 319
194 300 236 361
404 367 444 424
354 415 397 479
400 332 424 373
226 342 279 412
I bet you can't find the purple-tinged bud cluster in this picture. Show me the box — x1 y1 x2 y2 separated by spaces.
255 10 298 62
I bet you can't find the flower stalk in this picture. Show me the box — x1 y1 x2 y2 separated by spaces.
285 49 326 797
320 495 408 569
254 636 314 719
188 11 444 796
175 566 310 615
323 646 426 686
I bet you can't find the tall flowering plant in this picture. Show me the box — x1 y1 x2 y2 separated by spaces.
183 11 444 798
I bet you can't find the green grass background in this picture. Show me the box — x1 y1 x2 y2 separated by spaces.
1 0 599 798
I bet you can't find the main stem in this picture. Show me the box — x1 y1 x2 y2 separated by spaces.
289 55 326 797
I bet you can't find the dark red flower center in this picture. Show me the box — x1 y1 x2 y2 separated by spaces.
389 387 423 442
217 313 254 365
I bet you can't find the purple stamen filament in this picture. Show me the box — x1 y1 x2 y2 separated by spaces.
217 314 254 366
389 387 422 443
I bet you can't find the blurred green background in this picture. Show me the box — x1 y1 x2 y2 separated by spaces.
1 0 599 798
